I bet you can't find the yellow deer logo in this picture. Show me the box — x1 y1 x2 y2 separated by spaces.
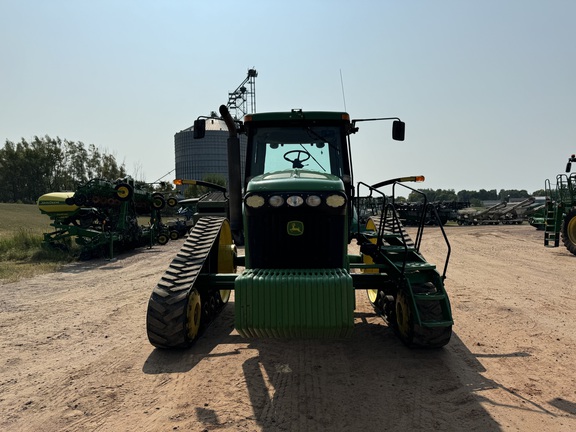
287 221 304 236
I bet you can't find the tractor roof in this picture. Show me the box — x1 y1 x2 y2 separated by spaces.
244 110 350 123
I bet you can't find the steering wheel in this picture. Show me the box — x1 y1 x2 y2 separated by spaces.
283 150 311 169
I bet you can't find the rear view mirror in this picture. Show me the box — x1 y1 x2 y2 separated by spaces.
193 119 206 139
392 120 405 141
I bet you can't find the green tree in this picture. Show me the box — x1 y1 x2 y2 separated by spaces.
0 136 127 202
184 174 227 198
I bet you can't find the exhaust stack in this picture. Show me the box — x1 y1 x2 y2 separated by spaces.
219 104 243 244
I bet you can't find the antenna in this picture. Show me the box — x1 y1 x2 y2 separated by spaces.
339 69 347 112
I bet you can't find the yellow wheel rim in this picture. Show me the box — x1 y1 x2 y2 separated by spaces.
363 217 379 303
217 220 236 304
567 215 576 244
187 289 202 339
116 186 130 199
367 289 378 304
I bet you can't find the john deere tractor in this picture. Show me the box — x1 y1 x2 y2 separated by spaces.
146 105 453 349
544 154 576 255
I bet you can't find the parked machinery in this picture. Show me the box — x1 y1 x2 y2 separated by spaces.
455 197 535 226
544 154 576 255
38 177 178 259
396 201 470 226
146 106 453 350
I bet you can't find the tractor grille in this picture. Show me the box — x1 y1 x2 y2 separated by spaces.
246 203 346 269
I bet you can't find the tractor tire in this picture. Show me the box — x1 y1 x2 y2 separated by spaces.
146 217 235 349
169 230 179 240
561 208 576 256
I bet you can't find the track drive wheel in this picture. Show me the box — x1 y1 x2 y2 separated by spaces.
393 283 452 348
561 208 576 256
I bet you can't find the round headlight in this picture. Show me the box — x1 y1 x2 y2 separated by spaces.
245 194 265 208
306 195 321 207
286 195 304 207
269 195 284 207
326 194 346 208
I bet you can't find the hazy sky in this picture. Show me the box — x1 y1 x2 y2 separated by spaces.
1 0 575 194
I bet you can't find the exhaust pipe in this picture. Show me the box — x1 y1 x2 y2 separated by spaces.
219 105 243 245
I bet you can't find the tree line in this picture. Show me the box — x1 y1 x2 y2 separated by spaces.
0 136 126 203
408 188 545 206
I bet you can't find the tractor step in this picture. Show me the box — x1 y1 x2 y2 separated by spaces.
235 268 354 338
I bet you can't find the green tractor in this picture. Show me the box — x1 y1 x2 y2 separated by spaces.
544 154 576 255
146 106 453 349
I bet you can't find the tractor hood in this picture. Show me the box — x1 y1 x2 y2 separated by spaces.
246 170 345 193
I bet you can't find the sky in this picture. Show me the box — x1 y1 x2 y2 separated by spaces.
1 0 575 194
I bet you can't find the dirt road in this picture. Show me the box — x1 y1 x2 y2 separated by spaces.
1 225 575 431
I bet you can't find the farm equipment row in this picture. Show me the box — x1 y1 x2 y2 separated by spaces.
37 177 189 259
455 197 535 226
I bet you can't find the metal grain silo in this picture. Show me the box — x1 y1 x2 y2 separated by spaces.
174 117 247 188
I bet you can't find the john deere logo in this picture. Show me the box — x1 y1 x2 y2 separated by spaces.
287 221 304 236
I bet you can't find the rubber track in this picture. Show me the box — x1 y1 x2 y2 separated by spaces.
146 216 225 349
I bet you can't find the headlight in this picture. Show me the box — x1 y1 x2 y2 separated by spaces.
269 195 284 207
245 194 265 208
326 194 346 208
306 195 321 207
286 195 304 207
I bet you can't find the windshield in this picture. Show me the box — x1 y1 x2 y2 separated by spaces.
249 125 344 177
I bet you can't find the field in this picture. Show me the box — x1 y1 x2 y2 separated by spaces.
0 203 53 238
1 224 575 431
